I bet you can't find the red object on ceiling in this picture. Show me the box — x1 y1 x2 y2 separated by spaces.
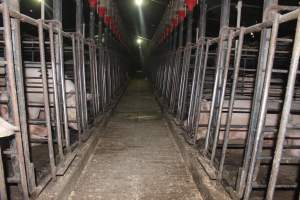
177 10 186 22
171 18 177 29
98 7 106 17
184 0 197 11
88 0 97 8
104 15 111 25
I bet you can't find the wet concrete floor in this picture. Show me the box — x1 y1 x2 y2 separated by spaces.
68 79 202 200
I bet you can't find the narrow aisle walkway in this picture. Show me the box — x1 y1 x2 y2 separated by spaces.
68 79 202 200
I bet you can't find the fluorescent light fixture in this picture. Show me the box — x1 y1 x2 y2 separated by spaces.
135 0 143 6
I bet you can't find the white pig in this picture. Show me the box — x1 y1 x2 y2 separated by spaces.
193 99 300 157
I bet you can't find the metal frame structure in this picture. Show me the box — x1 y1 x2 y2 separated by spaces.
0 1 128 198
151 1 300 199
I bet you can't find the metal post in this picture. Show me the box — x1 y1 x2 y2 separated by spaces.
176 11 193 121
204 32 226 152
89 7 95 39
72 34 83 142
243 13 280 200
237 0 278 195
3 2 30 198
53 0 62 21
220 0 231 31
218 28 245 180
0 147 8 200
76 0 83 33
58 27 71 152
170 22 184 113
210 30 234 164
49 23 64 161
198 0 207 40
41 0 45 19
38 19 57 179
5 0 36 191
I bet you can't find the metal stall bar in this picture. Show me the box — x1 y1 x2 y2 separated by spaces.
0 147 8 200
243 13 280 200
266 12 300 200
72 34 83 142
75 34 86 137
80 36 88 131
210 30 235 164
193 40 211 138
38 19 57 179
4 0 37 192
57 25 71 152
204 31 226 153
49 22 64 160
176 12 193 122
186 40 205 142
93 44 100 114
88 41 96 118
218 27 245 180
2 2 29 198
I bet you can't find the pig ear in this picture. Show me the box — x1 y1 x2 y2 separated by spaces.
0 105 8 116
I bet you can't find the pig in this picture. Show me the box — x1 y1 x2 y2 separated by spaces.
0 91 49 139
191 99 300 157
0 65 80 139
0 117 17 138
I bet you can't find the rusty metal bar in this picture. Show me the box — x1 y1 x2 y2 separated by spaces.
0 146 8 200
49 23 64 159
38 19 57 179
3 2 29 198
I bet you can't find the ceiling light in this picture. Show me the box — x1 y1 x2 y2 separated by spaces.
135 0 143 6
136 38 143 45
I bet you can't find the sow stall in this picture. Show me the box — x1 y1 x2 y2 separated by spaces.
150 0 300 199
0 2 128 199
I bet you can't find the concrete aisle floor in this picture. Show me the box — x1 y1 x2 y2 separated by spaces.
68 79 203 200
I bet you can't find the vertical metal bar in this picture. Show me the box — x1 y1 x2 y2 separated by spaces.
53 0 62 21
5 0 36 191
243 14 279 200
187 41 204 132
81 38 88 129
210 30 234 164
189 41 206 134
76 35 85 139
218 28 245 180
198 0 207 40
237 0 278 194
220 0 231 32
49 23 64 159
76 0 83 33
58 27 70 152
0 147 8 200
94 45 100 114
89 7 95 39
38 20 57 178
204 32 225 152
266 13 300 200
194 41 210 137
72 35 82 143
3 3 29 198
88 43 96 118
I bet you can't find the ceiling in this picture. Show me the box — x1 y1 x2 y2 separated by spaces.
116 0 169 42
